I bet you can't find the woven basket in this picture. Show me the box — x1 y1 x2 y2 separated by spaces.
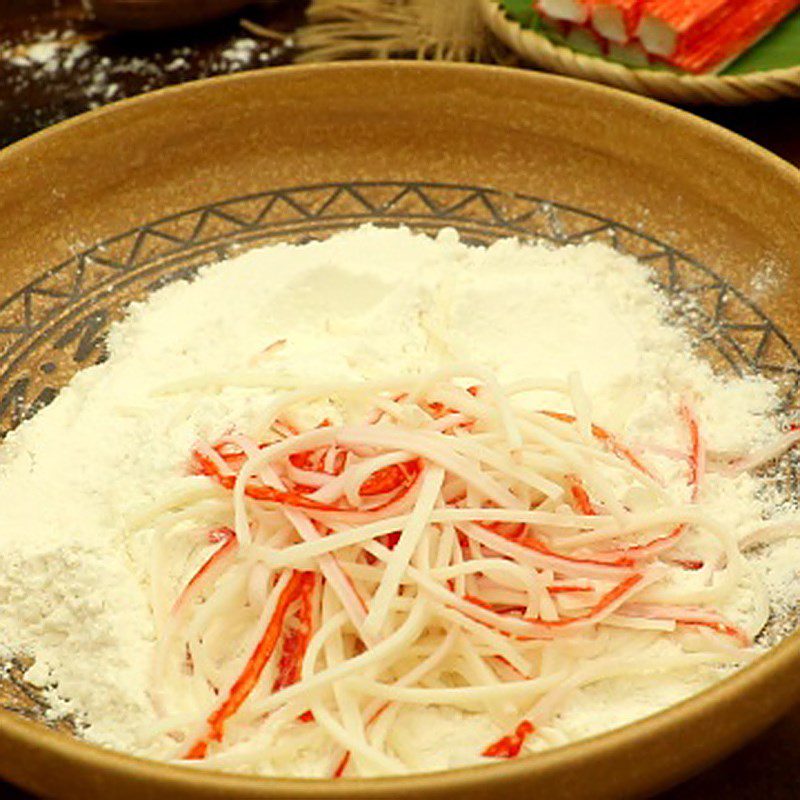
479 0 800 104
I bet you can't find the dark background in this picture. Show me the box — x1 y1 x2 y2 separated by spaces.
1 1 800 797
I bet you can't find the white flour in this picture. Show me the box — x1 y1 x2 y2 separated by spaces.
0 225 794 774
1 27 281 126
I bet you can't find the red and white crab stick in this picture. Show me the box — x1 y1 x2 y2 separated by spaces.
533 0 800 73
636 0 799 72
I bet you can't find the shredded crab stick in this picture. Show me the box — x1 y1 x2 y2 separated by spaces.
272 571 317 697
616 603 751 647
679 400 705 502
333 628 459 777
185 570 307 759
141 372 770 774
715 425 800 476
171 527 239 615
567 475 597 516
538 410 661 483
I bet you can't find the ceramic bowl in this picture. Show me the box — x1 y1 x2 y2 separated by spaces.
0 62 799 800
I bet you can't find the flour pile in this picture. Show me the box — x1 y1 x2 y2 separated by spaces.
0 225 797 776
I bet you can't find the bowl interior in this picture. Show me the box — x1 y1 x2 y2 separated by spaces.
0 62 799 800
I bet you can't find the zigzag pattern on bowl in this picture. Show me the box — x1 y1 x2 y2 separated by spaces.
1 182 799 728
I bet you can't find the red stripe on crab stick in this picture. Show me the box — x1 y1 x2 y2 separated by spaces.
567 474 597 515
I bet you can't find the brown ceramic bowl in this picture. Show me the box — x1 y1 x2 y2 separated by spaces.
0 62 799 800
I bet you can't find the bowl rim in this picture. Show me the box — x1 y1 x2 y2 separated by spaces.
1 60 800 798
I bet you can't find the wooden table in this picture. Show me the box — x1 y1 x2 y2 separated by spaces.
1 2 799 797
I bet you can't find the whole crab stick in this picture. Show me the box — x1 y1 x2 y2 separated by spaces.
591 0 643 42
662 0 800 73
636 0 799 72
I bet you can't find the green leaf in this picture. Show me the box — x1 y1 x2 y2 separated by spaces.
499 0 538 27
497 0 800 75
